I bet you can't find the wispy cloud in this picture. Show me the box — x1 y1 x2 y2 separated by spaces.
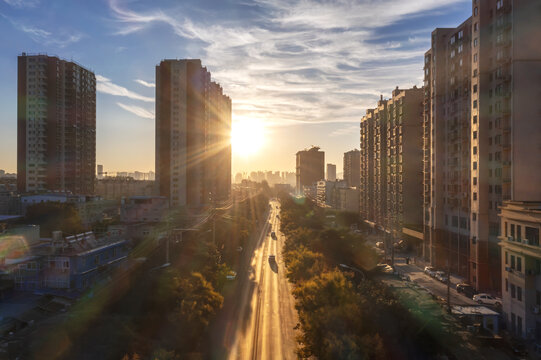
134 79 155 88
2 13 83 47
116 102 154 119
96 75 154 102
107 0 466 128
2 0 39 8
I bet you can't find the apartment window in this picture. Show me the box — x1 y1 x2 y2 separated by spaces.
473 192 477 200
474 53 478 62
473 177 477 185
452 216 459 227
458 30 464 39
472 236 477 244
505 251 508 265
473 84 478 93
474 7 478 16
517 225 522 241
517 287 522 301
497 0 503 10
473 161 477 170
473 131 477 139
511 284 516 298
517 257 522 272
474 69 478 77
474 38 478 47
473 115 478 124
458 44 463 53
511 254 516 268
472 213 477 221
511 224 515 238
473 146 478 155
474 22 478 32
526 226 540 246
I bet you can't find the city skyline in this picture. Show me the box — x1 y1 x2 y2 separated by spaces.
0 0 471 174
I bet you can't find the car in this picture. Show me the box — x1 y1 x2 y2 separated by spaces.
424 266 436 277
226 271 237 280
456 283 477 297
434 270 447 282
268 255 276 262
271 231 276 239
473 293 502 307
435 271 448 283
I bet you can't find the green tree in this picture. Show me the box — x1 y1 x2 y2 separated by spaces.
173 272 223 335
284 246 325 284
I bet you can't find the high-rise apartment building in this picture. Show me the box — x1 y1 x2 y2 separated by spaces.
343 149 360 189
17 53 96 194
360 87 423 238
424 0 541 293
295 147 324 195
423 19 473 279
155 59 231 207
326 163 336 182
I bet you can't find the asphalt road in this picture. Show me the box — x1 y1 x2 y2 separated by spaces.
393 257 478 306
226 199 298 360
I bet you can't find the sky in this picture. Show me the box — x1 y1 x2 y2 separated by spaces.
0 0 471 175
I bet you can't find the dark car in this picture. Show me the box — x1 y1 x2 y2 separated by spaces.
456 283 477 298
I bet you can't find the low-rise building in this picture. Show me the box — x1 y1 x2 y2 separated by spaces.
2 231 129 293
499 201 541 341
120 196 169 223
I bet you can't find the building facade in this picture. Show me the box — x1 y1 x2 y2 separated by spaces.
423 0 541 293
499 201 541 341
295 147 324 195
423 19 473 279
360 88 423 239
326 163 336 182
155 59 231 208
17 54 96 195
343 149 360 189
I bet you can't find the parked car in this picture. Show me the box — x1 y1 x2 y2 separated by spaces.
473 293 502 306
456 283 477 298
271 231 276 239
268 254 276 262
226 271 237 280
424 266 436 277
435 271 448 283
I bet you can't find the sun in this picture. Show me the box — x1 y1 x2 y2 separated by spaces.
231 118 265 157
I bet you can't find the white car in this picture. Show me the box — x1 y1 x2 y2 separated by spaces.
473 293 501 306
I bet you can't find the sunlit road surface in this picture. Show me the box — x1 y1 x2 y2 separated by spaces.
227 199 298 360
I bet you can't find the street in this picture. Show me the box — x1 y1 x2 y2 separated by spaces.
392 256 477 306
222 199 298 360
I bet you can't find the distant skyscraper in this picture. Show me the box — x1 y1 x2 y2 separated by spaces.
17 53 96 194
97 165 104 180
326 163 336 182
155 59 231 207
296 146 324 195
343 149 360 188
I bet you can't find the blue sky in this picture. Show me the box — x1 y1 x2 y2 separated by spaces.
0 0 471 175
